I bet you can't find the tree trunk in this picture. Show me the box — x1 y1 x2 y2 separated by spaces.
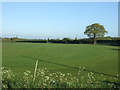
93 34 96 44
93 38 96 44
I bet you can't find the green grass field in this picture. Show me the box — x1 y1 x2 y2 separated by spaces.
2 42 118 76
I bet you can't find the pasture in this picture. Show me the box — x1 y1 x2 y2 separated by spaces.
2 42 118 76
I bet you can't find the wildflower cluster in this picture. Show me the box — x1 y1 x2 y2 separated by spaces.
2 67 15 88
1 67 120 88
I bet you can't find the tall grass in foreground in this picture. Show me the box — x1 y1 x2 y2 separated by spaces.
1 67 119 88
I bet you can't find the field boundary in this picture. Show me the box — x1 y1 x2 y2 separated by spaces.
21 56 119 78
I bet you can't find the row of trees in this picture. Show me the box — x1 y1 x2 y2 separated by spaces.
2 36 120 46
2 36 119 42
2 23 118 45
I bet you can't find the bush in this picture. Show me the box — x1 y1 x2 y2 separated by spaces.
1 67 120 88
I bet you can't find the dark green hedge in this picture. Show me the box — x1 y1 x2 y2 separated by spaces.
2 37 120 46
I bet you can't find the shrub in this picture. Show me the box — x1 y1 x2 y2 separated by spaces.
1 67 120 88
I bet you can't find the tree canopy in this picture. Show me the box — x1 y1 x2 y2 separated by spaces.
84 23 108 44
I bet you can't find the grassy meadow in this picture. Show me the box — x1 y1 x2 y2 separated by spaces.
2 42 118 77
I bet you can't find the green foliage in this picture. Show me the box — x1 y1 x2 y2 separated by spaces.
2 37 28 42
2 37 120 45
62 38 71 43
2 67 119 88
84 23 108 38
10 37 19 41
84 23 108 44
62 38 71 41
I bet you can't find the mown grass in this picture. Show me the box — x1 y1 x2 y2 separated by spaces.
2 42 118 76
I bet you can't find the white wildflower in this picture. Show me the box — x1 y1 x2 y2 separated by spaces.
46 76 49 80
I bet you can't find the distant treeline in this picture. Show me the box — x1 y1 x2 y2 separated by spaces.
1 37 120 46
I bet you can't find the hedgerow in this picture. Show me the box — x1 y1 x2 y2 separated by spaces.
1 67 119 88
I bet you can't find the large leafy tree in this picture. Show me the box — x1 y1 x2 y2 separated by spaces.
84 23 108 44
